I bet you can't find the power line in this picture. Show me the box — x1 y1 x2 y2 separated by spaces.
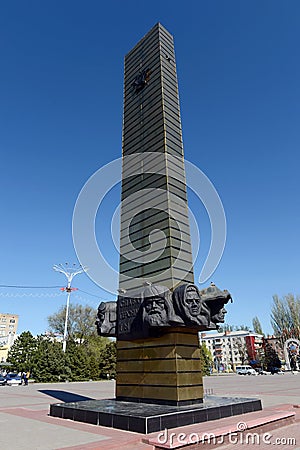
0 284 62 289
0 292 64 298
77 288 102 298
0 285 111 301
73 294 99 306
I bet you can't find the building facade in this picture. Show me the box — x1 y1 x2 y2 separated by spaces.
201 330 264 372
0 313 19 362
245 333 264 363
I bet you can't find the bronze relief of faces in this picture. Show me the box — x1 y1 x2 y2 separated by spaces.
172 284 210 328
95 301 117 336
210 303 227 324
142 284 184 328
143 296 168 327
184 286 202 317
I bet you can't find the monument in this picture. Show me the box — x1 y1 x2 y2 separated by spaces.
116 22 218 406
50 23 262 434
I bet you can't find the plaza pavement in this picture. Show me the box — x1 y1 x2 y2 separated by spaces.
0 374 299 450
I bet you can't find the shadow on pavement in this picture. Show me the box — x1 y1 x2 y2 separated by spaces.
39 390 94 402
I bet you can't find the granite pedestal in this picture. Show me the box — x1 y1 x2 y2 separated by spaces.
50 396 262 434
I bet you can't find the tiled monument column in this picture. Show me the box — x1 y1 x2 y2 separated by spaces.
116 23 203 405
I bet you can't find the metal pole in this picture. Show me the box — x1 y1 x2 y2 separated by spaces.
53 264 87 353
62 279 72 353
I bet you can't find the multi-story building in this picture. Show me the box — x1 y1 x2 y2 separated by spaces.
0 313 19 362
0 313 18 337
201 330 264 372
245 333 264 363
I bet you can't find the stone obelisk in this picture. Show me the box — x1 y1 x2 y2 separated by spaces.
119 23 194 294
116 23 203 405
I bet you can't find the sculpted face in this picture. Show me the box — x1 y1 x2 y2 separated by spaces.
212 306 227 322
143 296 167 326
95 305 106 333
144 297 165 314
172 284 210 327
210 302 227 324
184 286 202 317
95 302 116 336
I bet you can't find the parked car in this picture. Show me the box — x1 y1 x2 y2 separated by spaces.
268 367 282 375
5 373 22 385
255 368 270 375
236 365 257 375
0 375 6 385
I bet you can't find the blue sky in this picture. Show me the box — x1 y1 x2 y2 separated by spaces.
1 1 299 336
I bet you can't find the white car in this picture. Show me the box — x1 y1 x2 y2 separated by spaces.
236 365 257 376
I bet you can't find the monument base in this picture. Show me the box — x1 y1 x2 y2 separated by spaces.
49 396 262 434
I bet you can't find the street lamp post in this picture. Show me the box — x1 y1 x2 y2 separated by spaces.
53 263 87 352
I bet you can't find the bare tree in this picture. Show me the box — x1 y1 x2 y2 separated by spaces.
48 303 97 343
271 294 300 341
252 316 264 335
218 324 251 333
234 337 248 364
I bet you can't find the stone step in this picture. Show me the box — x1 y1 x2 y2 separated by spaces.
144 409 295 449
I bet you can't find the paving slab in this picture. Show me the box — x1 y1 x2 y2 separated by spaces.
0 374 299 450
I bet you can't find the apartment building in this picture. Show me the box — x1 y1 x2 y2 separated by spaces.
0 313 19 362
201 330 264 372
